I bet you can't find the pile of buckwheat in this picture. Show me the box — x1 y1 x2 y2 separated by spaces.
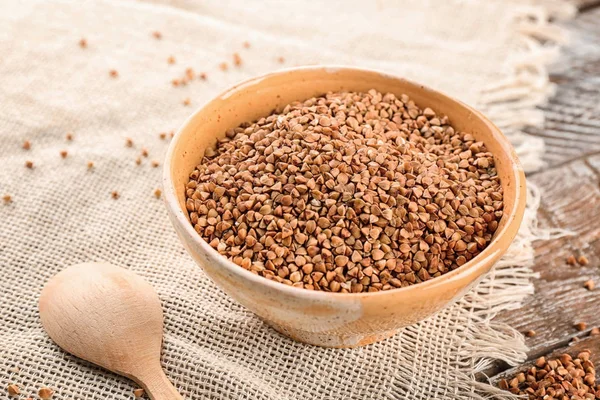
185 89 504 293
499 350 598 399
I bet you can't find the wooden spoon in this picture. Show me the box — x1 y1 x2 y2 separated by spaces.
39 262 183 400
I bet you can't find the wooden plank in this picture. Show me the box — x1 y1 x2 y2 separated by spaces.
494 158 600 359
476 158 600 385
482 4 600 380
525 6 600 168
586 152 600 173
495 4 600 359
482 155 600 379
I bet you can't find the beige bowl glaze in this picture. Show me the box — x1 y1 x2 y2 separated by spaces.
163 66 526 348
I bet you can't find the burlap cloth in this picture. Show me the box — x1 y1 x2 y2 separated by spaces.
0 0 574 398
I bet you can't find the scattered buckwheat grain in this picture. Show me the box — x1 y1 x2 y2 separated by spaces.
25 161 33 169
135 157 142 165
151 160 159 168
185 89 504 292
79 38 87 48
3 195 12 204
154 189 162 199
183 98 191 106
575 322 587 331
185 68 194 80
141 148 149 158
38 388 53 399
167 56 175 64
566 255 577 265
133 388 145 398
109 69 118 78
525 330 536 338
499 350 598 399
591 327 600 336
277 56 285 63
22 140 31 150
170 131 175 138
152 31 162 40
159 132 166 140
87 161 94 170
66 132 73 141
584 279 595 290
60 150 68 159
233 53 242 66
219 62 228 71
7 384 20 396
578 255 589 266
199 72 207 80
111 191 119 199
126 138 134 147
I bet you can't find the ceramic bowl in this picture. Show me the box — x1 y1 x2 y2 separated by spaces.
163 66 526 348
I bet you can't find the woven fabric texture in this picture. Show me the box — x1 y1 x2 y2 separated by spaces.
0 0 572 399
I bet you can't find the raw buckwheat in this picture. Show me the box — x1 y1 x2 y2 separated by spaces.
38 387 53 399
185 89 504 293
233 53 242 66
7 384 19 396
499 350 598 399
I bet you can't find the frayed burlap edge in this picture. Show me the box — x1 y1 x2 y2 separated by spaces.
415 2 576 398
478 0 576 173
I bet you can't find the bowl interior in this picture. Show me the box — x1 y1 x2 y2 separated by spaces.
165 66 525 292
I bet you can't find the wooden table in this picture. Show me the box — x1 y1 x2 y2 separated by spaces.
488 0 600 382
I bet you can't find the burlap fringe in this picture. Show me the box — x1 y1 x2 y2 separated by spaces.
411 2 575 398
477 1 576 174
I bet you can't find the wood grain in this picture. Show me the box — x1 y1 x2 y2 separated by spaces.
485 5 600 380
496 159 600 358
573 0 600 11
526 6 600 168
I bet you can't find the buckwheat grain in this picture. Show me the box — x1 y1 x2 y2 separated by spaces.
186 90 504 292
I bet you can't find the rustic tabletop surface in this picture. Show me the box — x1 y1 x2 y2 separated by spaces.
488 0 600 381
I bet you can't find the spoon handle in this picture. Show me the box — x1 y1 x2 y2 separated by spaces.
137 367 183 400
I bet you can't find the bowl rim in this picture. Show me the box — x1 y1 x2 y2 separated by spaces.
163 65 527 301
